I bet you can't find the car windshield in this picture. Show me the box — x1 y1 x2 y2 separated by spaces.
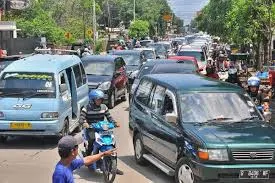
143 50 155 59
0 72 56 98
178 51 205 62
180 92 262 123
83 61 114 76
148 44 166 55
118 54 140 66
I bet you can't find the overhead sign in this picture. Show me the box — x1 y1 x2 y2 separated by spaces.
163 14 172 22
64 32 72 39
9 0 31 10
86 29 93 37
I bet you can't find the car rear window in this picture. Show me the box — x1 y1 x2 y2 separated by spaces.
152 63 195 74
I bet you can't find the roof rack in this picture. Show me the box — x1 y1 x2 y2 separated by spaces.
34 48 80 55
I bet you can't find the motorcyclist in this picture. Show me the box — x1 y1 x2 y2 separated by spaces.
80 89 123 175
256 66 268 79
225 65 242 87
205 63 219 79
247 76 264 106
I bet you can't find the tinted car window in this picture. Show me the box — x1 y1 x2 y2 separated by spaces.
149 85 166 114
135 79 153 105
73 64 82 88
152 63 196 74
143 50 155 59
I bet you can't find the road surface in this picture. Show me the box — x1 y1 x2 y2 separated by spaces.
0 100 174 183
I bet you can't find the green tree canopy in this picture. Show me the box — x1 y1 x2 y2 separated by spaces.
128 20 149 39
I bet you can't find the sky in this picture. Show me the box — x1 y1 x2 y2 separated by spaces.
167 0 209 25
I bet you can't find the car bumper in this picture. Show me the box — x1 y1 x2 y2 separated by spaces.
0 119 62 136
192 161 275 183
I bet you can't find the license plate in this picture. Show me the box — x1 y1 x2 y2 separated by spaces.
239 170 270 179
99 131 112 135
10 122 32 130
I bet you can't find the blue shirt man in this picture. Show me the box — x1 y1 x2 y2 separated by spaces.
52 135 115 183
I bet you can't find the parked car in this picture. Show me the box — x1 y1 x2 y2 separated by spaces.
129 59 197 102
0 54 89 140
133 47 157 60
81 55 128 109
147 43 168 59
130 73 274 183
109 50 146 91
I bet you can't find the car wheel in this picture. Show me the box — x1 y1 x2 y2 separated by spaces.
121 87 127 101
108 91 115 109
61 119 69 137
134 133 147 165
175 158 198 183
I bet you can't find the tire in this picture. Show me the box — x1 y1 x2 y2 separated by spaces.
175 158 198 183
134 133 147 165
108 91 115 109
103 156 117 183
121 87 127 101
61 119 69 137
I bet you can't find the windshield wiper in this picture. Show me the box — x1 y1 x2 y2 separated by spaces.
22 91 41 101
206 117 233 122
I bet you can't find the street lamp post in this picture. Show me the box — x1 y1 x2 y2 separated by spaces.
133 0 136 21
93 0 96 50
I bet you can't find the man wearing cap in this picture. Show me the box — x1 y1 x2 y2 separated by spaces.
52 135 116 183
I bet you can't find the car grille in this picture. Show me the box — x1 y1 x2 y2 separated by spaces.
232 149 274 161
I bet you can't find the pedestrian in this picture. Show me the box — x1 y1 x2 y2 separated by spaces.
52 135 116 183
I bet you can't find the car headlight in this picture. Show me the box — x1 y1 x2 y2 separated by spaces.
41 112 59 119
98 81 111 90
198 149 229 161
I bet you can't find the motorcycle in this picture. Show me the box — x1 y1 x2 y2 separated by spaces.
218 69 228 81
79 121 117 183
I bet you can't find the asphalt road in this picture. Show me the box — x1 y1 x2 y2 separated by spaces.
0 100 174 183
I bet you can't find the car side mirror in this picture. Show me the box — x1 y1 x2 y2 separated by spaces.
59 84 68 94
165 113 177 123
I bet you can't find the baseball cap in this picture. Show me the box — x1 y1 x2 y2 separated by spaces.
58 135 83 151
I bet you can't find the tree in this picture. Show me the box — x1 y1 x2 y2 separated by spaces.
128 20 149 39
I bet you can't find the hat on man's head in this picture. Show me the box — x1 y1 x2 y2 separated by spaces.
58 135 83 151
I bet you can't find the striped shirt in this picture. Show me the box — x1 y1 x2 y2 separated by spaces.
80 103 116 125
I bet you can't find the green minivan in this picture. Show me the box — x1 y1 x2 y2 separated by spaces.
129 73 275 183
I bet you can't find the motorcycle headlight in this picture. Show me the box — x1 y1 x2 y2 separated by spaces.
41 112 59 119
198 149 229 161
98 81 111 91
102 124 109 131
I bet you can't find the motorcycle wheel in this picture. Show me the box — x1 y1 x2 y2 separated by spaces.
103 156 117 183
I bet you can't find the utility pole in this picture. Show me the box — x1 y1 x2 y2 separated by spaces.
133 0 136 21
93 0 96 50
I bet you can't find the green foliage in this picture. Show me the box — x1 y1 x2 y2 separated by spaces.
128 20 149 39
